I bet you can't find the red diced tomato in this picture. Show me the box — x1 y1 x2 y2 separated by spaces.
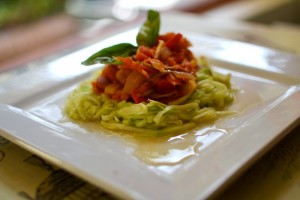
165 33 182 49
154 79 176 94
91 32 199 104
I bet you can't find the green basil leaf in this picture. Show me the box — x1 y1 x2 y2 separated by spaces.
81 43 137 66
136 10 160 47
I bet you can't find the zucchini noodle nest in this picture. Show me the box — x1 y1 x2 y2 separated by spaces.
64 64 235 137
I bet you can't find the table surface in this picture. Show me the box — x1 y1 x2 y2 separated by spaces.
1 10 300 200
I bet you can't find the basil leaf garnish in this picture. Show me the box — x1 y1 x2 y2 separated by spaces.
81 43 137 66
81 10 160 66
136 10 160 47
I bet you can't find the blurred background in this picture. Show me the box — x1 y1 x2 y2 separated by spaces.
0 0 299 71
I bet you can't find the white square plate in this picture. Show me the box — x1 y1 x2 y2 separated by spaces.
0 13 300 200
